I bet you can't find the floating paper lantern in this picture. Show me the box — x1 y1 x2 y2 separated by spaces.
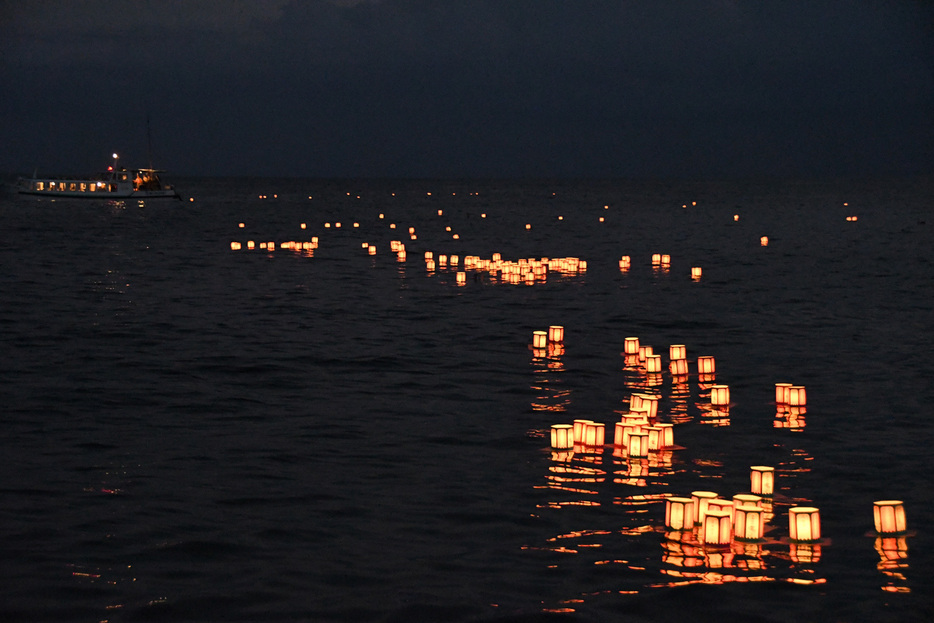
750 466 774 496
789 507 821 542
230 241 241 250
873 500 907 534
247 241 255 249
573 419 593 443
623 337 640 355
550 424 574 449
696 356 716 374
702 510 733 545
733 214 739 221
788 385 807 407
669 344 686 360
645 354 662 374
583 422 605 447
548 326 564 343
456 272 466 285
691 491 720 525
732 493 762 513
532 331 548 349
638 345 653 361
775 383 792 404
669 358 689 376
656 423 674 448
691 267 702 280
628 431 649 457
733 505 764 541
665 497 695 531
525 223 531 230
760 236 769 246
652 253 661 265
368 246 376 255
661 254 671 265
710 385 730 406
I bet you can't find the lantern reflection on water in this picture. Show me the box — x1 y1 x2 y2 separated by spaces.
873 500 907 535
789 507 821 542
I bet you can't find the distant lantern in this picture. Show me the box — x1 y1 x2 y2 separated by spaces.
696 356 716 374
583 422 605 447
873 500 907 535
760 236 769 246
230 241 242 250
750 466 775 496
550 424 574 449
300 223 306 229
645 354 662 374
238 222 245 228
638 345 653 361
702 510 733 545
651 253 661 265
525 223 531 230
368 246 376 255
598 217 605 222
670 358 689 376
456 272 466 286
437 209 443 215
691 491 720 525
789 507 821 542
669 344 686 360
324 222 331 228
657 423 674 448
661 254 671 265
665 497 695 531
548 325 564 343
691 266 702 280
710 385 730 406
247 241 255 249
424 251 433 260
623 337 640 355
775 383 793 404
734 505 764 541
732 494 762 515
788 386 807 407
409 227 416 234
644 426 663 451
532 331 548 349
628 431 649 457
733 214 739 221
573 419 593 444
353 222 360 228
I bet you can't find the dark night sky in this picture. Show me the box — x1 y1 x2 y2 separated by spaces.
1 0 932 178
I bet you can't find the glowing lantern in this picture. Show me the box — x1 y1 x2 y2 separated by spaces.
696 356 715 374
669 344 686 360
583 422 605 447
873 501 907 535
573 419 593 443
669 358 689 376
760 236 769 246
409 227 416 234
456 272 466 285
628 431 649 457
775 383 792 404
548 326 564 343
238 222 245 228
657 423 674 448
651 253 661 265
691 491 719 525
638 345 653 361
437 209 443 216
750 466 774 496
661 254 671 265
702 510 732 545
525 223 531 230
230 241 242 250
733 505 764 541
710 385 730 406
788 386 807 407
368 246 376 255
789 507 821 542
665 497 695 531
450 255 459 266
623 337 640 355
645 354 662 373
424 251 433 260
733 214 739 221
732 494 762 514
550 424 574 449
532 331 547 349
644 426 663 451
691 267 702 280
247 241 255 249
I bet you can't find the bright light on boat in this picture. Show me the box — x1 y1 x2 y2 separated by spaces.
113 153 118 159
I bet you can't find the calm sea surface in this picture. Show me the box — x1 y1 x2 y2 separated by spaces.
1 176 932 622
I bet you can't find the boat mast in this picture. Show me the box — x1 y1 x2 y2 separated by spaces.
146 113 153 170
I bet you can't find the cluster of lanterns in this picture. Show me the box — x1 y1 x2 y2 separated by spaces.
536 330 910 586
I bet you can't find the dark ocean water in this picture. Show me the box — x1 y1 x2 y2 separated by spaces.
1 176 932 622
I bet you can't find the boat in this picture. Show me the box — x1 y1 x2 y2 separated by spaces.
17 153 181 200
